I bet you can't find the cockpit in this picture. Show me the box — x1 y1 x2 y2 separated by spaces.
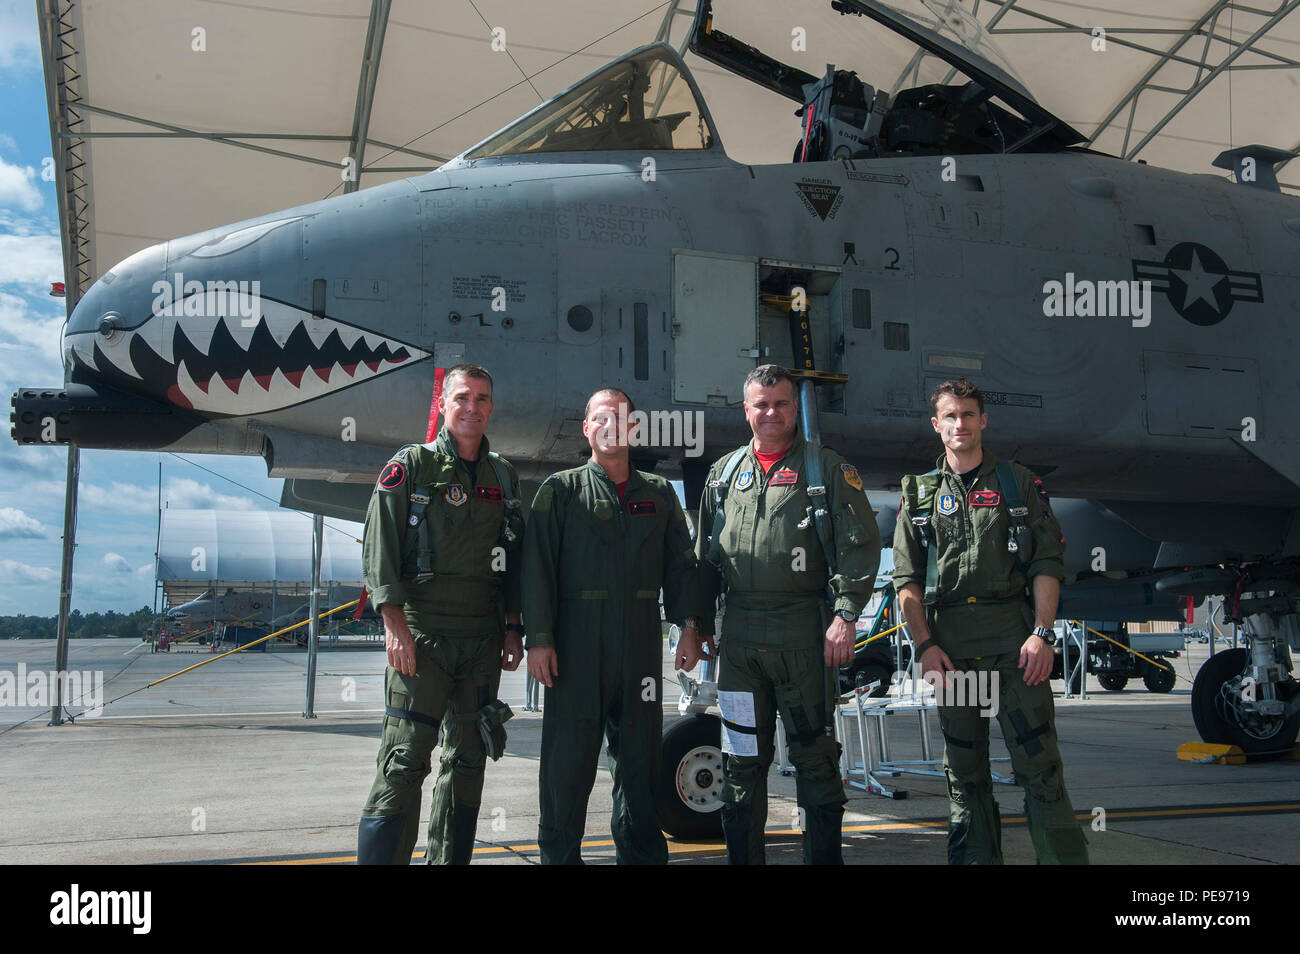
457 0 1082 165
464 46 716 160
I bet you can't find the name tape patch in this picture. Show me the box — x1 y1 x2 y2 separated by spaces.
476 485 503 502
628 499 659 516
968 490 1001 507
770 468 799 486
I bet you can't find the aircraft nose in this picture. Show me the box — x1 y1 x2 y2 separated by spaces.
63 242 168 378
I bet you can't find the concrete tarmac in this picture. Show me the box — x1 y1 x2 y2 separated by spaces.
0 636 1296 864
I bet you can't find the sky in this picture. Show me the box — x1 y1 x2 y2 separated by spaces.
0 0 292 616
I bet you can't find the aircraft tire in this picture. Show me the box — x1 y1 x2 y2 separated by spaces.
658 714 725 841
1192 648 1300 758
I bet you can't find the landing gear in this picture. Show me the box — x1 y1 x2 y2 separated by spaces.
1191 648 1299 757
658 714 725 840
1159 564 1300 758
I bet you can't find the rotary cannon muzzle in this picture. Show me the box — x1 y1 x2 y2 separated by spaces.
10 382 201 449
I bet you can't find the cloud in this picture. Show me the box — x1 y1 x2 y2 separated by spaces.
0 558 57 584
164 477 260 512
81 480 157 515
0 506 46 539
0 230 62 285
100 553 133 574
0 1 39 71
0 441 64 478
0 289 65 377
0 157 43 213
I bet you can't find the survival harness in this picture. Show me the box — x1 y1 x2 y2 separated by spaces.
906 460 1031 605
400 445 522 584
705 447 839 601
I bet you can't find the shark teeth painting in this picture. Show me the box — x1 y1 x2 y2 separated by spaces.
64 298 428 416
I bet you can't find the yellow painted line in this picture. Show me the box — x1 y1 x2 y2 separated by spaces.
233 801 1300 864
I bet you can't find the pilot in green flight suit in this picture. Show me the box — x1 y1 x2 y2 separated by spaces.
356 365 526 865
523 388 702 864
893 376 1089 865
677 365 881 865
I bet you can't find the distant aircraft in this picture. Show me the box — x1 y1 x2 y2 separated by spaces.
12 1 1298 763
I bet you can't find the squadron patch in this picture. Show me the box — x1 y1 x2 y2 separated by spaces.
736 471 754 491
770 468 799 486
476 486 503 502
937 493 958 516
377 461 406 490
968 490 1001 507
445 484 467 506
841 463 863 491
628 499 659 516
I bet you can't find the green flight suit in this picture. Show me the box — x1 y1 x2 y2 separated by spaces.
357 428 524 865
892 449 1088 865
696 434 881 864
523 461 699 865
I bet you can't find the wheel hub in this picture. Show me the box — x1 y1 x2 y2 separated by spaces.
676 745 724 813
1216 677 1286 740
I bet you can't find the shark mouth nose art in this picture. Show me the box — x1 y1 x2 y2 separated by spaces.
66 298 428 416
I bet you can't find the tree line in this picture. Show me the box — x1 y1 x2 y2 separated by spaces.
0 606 156 640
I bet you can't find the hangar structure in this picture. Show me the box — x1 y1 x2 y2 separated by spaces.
30 0 1300 722
155 508 362 608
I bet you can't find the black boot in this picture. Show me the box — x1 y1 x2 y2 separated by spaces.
357 814 408 865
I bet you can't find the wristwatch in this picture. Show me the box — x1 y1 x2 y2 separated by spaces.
681 617 701 631
1032 626 1056 646
505 623 525 636
835 609 857 623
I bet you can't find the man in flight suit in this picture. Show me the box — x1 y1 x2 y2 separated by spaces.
893 376 1089 864
524 387 701 864
357 364 526 865
677 365 880 864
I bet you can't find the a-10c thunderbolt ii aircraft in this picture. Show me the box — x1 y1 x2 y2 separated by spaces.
11 0 1300 762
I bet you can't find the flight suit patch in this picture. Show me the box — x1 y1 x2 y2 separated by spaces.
476 486 503 502
841 463 863 490
770 468 799 486
377 461 406 490
593 499 614 520
736 471 754 491
445 484 467 506
968 490 1001 506
1033 477 1051 503
937 493 958 515
628 499 658 516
